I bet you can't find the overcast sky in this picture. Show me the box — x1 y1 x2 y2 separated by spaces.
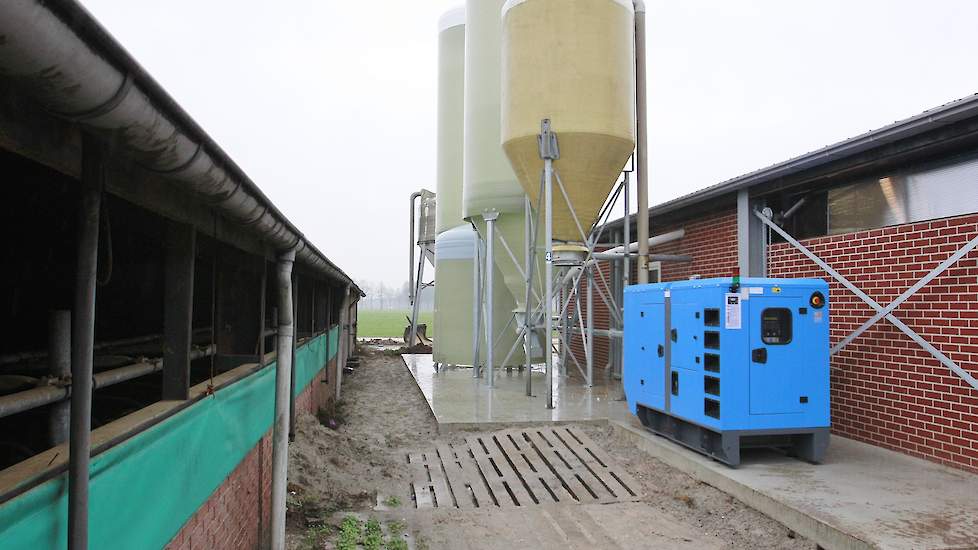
82 0 978 288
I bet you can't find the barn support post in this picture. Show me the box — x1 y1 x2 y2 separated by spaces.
162 220 196 400
737 189 766 277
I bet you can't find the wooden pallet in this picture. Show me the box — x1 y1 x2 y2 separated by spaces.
408 426 642 509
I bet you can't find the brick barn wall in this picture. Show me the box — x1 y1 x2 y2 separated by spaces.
655 209 740 282
166 356 337 549
768 214 978 473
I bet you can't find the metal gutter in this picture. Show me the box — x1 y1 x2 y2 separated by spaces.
607 92 978 231
0 0 361 296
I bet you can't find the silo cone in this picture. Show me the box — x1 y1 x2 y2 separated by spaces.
501 0 637 244
462 0 544 360
433 7 525 367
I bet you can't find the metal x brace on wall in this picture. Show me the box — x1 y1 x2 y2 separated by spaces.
754 210 978 391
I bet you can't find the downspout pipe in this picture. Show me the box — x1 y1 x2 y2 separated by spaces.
0 1 359 294
633 0 651 284
271 248 296 550
69 135 102 550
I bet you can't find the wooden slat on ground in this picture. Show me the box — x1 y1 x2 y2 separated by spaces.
466 435 518 509
424 450 454 508
408 452 433 508
409 427 641 509
435 443 474 509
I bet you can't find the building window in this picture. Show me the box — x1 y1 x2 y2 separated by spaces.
827 154 978 235
649 261 662 283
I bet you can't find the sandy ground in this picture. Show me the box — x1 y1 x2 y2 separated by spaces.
285 346 817 549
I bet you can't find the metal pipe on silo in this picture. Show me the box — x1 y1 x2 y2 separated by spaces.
544 152 554 409
586 267 594 387
623 172 631 286
409 191 422 304
484 211 498 386
471 230 483 376
634 0 651 284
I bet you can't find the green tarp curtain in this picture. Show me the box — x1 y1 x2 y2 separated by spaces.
0 328 338 549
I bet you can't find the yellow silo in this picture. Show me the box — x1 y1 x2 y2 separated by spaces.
501 0 637 244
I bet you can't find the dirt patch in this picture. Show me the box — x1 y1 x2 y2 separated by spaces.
582 423 816 548
286 347 816 549
287 348 436 518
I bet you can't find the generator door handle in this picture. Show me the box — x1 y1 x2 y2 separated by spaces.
657 344 664 357
670 329 678 342
752 347 768 364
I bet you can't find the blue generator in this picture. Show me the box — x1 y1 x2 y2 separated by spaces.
623 278 830 466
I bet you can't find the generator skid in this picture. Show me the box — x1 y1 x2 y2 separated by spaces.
624 278 830 466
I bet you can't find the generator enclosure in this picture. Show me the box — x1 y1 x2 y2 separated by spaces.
624 278 830 466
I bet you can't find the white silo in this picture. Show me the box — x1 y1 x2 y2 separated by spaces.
462 0 544 385
433 7 524 369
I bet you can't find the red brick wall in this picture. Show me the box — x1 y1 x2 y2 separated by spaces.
166 358 336 549
769 214 978 473
655 209 740 282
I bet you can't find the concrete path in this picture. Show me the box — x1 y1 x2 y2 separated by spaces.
614 417 978 550
402 354 631 430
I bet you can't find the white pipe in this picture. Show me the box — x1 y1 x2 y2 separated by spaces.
471 227 483 377
560 229 686 287
485 212 497 386
270 248 296 550
603 229 685 255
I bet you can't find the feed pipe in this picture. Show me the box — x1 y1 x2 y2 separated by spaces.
634 0 651 283
0 328 214 367
599 229 685 256
409 191 423 303
271 249 296 550
559 229 685 287
0 346 216 420
0 1 358 293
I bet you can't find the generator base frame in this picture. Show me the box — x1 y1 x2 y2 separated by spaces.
637 404 830 467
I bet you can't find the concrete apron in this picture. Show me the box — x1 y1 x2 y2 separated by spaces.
612 417 978 550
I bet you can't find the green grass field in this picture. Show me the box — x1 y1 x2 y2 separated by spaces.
357 309 434 338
